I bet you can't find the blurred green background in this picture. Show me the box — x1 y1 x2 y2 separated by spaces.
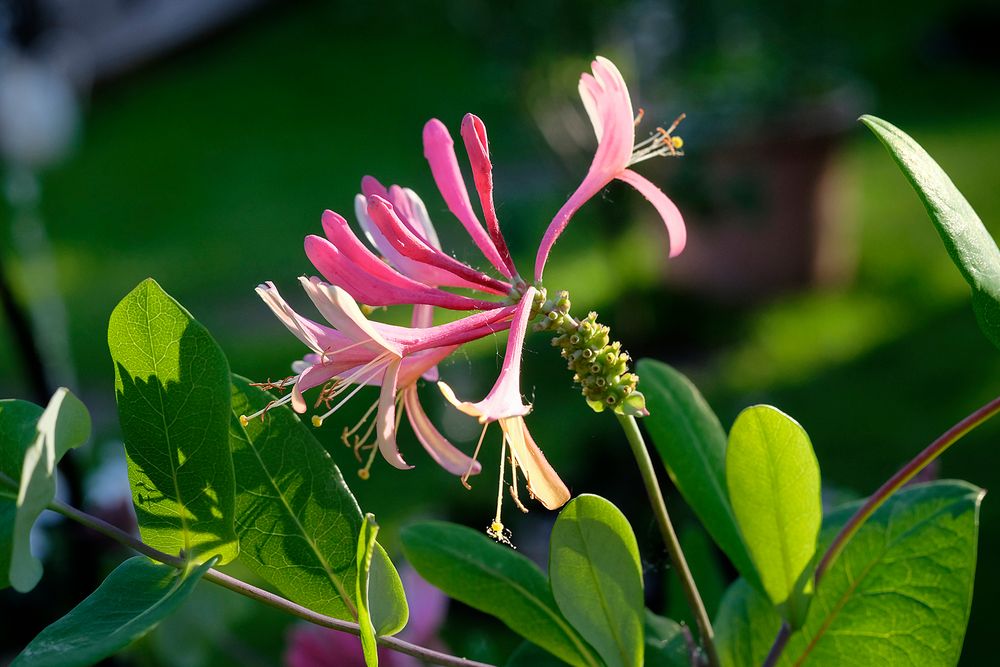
2 0 999 664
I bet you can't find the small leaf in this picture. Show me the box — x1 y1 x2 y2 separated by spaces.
402 521 600 667
726 405 821 627
11 556 214 667
11 388 91 592
644 611 690 667
357 514 380 667
230 376 407 633
108 278 238 564
715 481 983 666
0 400 44 590
637 360 758 587
550 494 644 667
861 115 1000 350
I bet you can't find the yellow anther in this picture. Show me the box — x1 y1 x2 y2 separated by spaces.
490 520 504 535
239 415 249 427
357 468 370 481
671 136 684 149
311 415 323 428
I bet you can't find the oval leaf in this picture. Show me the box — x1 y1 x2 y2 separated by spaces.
11 556 214 667
550 494 644 667
726 405 821 627
11 388 91 592
108 278 238 563
637 359 758 587
644 611 690 667
230 375 406 634
861 115 1000 350
0 400 44 590
716 480 983 666
357 514 379 667
402 521 600 667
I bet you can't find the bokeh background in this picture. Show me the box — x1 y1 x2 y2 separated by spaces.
1 0 999 664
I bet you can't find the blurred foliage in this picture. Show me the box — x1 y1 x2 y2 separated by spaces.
1 0 999 664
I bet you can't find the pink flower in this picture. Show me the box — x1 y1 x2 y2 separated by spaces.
534 56 687 281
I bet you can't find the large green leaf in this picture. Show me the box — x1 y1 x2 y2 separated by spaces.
506 641 571 667
11 556 214 667
356 514 379 667
108 278 238 563
0 400 44 590
637 360 757 586
715 481 983 666
10 388 91 592
550 494 644 667
644 611 690 667
861 115 1000 350
726 405 821 628
229 376 406 634
402 521 600 667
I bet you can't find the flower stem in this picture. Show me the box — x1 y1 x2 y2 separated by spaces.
762 392 1000 666
36 495 494 667
616 414 719 667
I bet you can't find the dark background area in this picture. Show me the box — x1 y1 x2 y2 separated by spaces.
1 0 999 664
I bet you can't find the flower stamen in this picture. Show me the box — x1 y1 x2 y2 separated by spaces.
628 112 686 165
461 423 490 490
488 434 514 547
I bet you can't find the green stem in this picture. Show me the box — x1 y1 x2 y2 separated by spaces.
37 497 494 667
762 392 1000 667
617 414 719 667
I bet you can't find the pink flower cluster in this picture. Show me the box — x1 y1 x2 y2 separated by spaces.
247 56 685 527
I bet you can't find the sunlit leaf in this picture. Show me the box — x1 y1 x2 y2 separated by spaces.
11 556 214 667
0 400 44 590
638 360 757 587
402 521 600 667
10 388 90 592
357 514 380 667
550 494 644 667
108 278 238 563
715 481 983 666
726 405 821 628
230 376 406 634
861 115 1000 350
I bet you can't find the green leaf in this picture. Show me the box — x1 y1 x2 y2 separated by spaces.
108 278 238 564
644 611 690 667
861 115 1000 350
715 481 983 666
229 376 406 634
11 556 214 667
726 405 821 627
10 388 91 592
357 514 380 667
402 521 600 667
550 494 644 667
0 400 44 590
637 360 757 587
506 641 571 667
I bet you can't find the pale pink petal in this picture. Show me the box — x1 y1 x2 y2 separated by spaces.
578 72 604 140
383 306 517 354
305 235 499 311
366 196 510 295
460 113 517 277
256 281 348 354
422 118 512 278
534 173 607 281
437 286 536 421
397 345 455 387
403 385 481 476
297 276 402 355
504 417 570 510
376 358 412 470
400 187 440 249
617 168 686 257
411 305 439 381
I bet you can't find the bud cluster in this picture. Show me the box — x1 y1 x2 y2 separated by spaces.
532 289 648 417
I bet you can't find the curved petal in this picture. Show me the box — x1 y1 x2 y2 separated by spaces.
504 417 570 510
255 281 347 354
366 196 510 295
297 276 402 354
403 385 481 477
411 305 439 381
437 286 536 421
376 358 412 470
460 113 517 277
617 168 686 257
422 118 512 278
400 187 440 249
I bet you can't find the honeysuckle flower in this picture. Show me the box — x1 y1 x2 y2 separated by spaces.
534 56 687 281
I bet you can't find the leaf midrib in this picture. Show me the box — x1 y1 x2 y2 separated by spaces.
245 428 358 619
